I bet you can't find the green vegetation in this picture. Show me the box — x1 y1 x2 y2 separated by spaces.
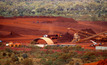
0 45 107 65
0 0 106 21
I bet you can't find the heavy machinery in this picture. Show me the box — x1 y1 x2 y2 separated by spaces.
43 34 62 39
68 28 107 43
6 42 21 47
77 31 107 43
42 34 62 43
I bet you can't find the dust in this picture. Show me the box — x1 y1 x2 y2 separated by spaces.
48 24 54 35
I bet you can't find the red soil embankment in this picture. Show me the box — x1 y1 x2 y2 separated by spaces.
56 16 77 23
84 59 107 65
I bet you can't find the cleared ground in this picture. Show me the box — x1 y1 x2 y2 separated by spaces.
0 16 107 49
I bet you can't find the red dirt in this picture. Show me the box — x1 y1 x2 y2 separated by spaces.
84 59 107 65
56 16 77 23
97 59 107 65
0 16 107 50
84 62 98 65
58 32 73 43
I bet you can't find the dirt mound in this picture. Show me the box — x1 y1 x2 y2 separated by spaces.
58 32 73 43
0 25 48 35
2 32 21 38
81 28 96 34
78 28 96 39
56 17 77 23
84 59 107 65
97 59 107 65
0 31 10 38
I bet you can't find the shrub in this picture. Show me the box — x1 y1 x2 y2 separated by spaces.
45 49 53 54
18 57 24 62
40 58 46 64
21 58 33 65
69 61 74 65
22 53 28 59
4 59 11 65
0 43 3 46
5 48 13 53
62 46 70 53
69 51 78 57
44 60 53 65
11 55 19 62
75 61 80 65
8 53 12 57
81 52 97 63
50 53 59 59
73 45 82 51
3 52 7 57
52 59 66 65
58 53 72 62
44 46 52 49
102 53 107 59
